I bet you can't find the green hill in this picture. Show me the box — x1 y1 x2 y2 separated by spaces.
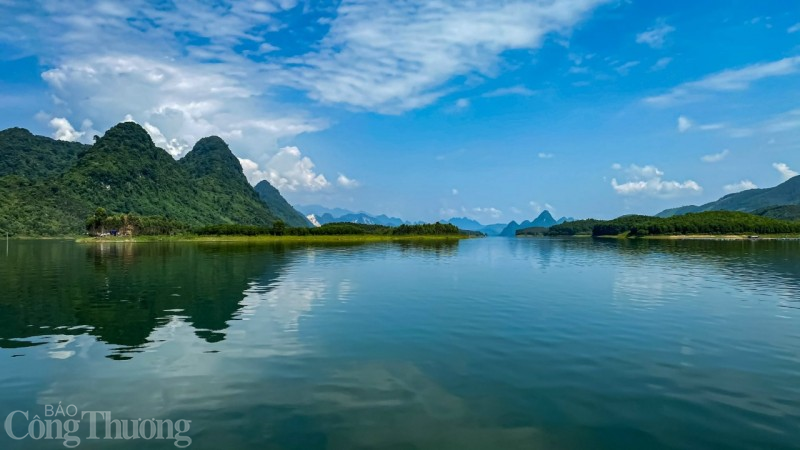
0 127 88 180
657 176 800 217
0 122 309 235
254 180 311 227
545 211 800 237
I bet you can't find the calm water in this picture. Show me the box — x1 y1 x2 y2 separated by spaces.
1 238 800 449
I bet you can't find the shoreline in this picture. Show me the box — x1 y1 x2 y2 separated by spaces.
74 234 470 243
594 234 800 241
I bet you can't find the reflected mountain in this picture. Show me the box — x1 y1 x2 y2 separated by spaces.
0 241 291 357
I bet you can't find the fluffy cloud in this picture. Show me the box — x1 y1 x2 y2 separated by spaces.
472 207 503 219
336 173 360 189
723 180 757 193
645 56 800 105
701 149 730 163
537 152 554 159
529 201 554 214
788 23 800 34
282 0 607 112
239 147 331 191
773 162 799 181
142 122 189 158
677 115 692 133
48 117 84 142
636 22 675 48
611 164 702 198
451 188 459 195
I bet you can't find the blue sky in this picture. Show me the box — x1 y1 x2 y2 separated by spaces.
1 0 799 223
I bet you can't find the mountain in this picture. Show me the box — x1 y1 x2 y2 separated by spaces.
752 205 800 221
298 206 410 227
253 180 311 227
444 217 484 231
295 204 357 218
500 210 559 236
0 127 89 180
657 176 800 218
479 223 507 236
0 122 307 235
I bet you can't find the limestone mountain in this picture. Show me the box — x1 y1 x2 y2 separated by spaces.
0 127 88 180
500 210 560 236
254 180 311 227
0 122 308 235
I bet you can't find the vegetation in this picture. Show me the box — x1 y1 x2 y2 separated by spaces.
254 180 311 227
546 219 606 236
752 205 800 221
0 127 88 180
657 175 800 217
86 208 189 235
544 211 800 238
0 122 311 235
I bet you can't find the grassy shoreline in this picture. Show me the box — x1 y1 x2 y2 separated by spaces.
593 233 800 240
75 234 470 243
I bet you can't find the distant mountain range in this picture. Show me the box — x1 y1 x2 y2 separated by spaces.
657 176 800 220
500 211 572 236
442 217 507 236
0 122 308 235
296 205 415 227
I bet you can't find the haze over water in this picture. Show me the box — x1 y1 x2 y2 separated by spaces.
1 238 799 449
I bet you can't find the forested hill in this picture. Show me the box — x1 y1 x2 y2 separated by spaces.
657 176 800 219
254 180 311 227
0 122 309 235
0 127 89 180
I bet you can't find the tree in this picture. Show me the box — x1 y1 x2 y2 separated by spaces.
271 220 286 236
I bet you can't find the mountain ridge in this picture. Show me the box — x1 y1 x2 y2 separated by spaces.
0 122 309 235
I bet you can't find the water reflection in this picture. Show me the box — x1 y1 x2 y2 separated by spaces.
2 238 800 450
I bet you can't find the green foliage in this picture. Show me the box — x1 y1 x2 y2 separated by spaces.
752 205 800 221
254 180 311 227
547 219 605 236
583 211 800 237
392 223 460 235
86 212 189 235
0 128 88 180
0 123 310 235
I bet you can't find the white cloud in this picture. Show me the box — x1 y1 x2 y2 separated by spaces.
529 201 555 214
454 98 471 109
651 57 672 71
239 146 331 191
723 180 757 193
451 188 459 195
773 162 799 181
701 149 730 163
677 115 692 133
649 58 800 106
142 122 189 158
645 56 800 105
614 60 639 75
48 117 84 142
538 152 554 159
336 173 360 189
611 164 702 198
482 85 537 98
788 23 800 33
635 22 675 48
472 207 503 219
281 0 608 113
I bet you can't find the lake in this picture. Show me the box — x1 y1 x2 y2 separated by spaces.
1 238 799 449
